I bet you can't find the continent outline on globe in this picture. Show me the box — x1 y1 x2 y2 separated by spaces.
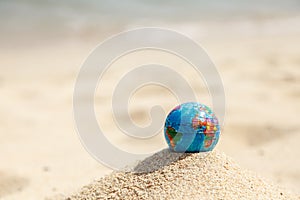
164 102 220 153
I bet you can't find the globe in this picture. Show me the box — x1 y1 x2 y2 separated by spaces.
164 102 220 152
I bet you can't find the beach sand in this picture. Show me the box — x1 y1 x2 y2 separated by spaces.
67 150 299 200
0 12 299 200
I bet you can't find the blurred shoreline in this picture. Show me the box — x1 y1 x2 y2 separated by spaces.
1 1 300 48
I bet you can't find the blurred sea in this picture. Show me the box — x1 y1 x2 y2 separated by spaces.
1 0 300 45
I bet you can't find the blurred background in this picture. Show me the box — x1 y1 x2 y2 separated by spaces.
0 0 299 199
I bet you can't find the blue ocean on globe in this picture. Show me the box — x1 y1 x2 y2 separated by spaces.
164 102 220 152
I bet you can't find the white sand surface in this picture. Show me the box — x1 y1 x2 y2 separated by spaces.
67 150 299 200
0 16 299 199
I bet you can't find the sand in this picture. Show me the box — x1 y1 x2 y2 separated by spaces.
0 11 300 200
1 33 299 199
0 172 28 198
66 150 299 200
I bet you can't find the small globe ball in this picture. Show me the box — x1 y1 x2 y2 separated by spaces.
164 102 220 152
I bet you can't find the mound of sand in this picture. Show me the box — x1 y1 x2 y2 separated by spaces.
67 150 299 200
